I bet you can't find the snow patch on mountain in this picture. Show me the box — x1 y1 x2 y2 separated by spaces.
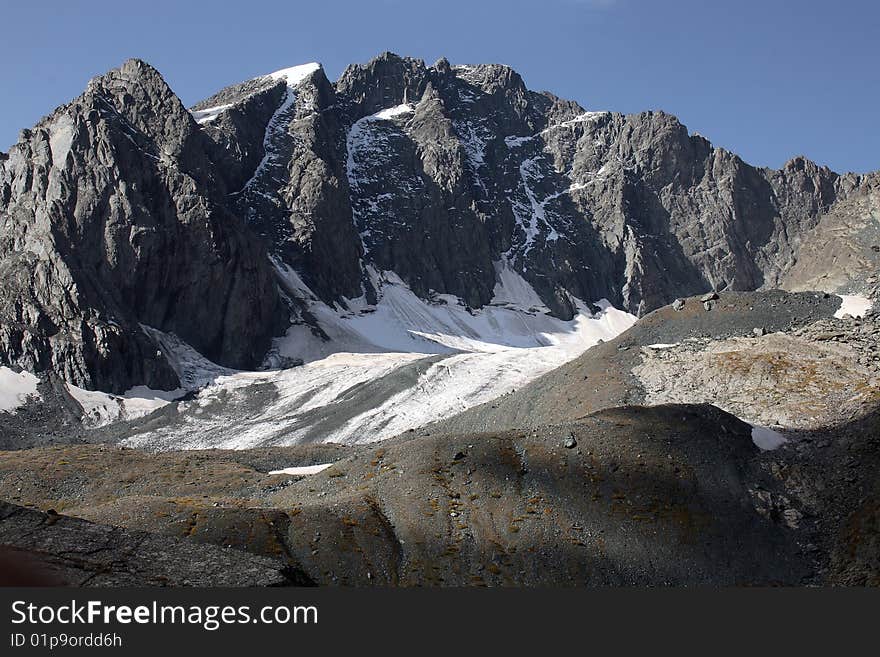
347 103 415 176
834 294 872 319
269 464 333 476
453 118 493 195
508 156 567 261
266 62 322 85
189 64 320 127
750 425 788 451
236 63 321 198
504 112 607 150
371 104 415 121
454 119 489 168
505 135 533 149
345 103 416 253
0 367 40 413
66 382 185 428
542 111 609 136
191 103 233 124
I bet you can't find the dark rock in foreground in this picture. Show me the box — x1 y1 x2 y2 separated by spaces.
0 501 298 586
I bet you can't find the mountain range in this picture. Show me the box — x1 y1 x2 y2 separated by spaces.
0 53 878 587
1 52 876 397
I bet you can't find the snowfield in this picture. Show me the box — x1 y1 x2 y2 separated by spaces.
834 294 872 319
0 367 40 413
270 262 633 359
112 264 635 451
65 383 186 428
750 425 788 451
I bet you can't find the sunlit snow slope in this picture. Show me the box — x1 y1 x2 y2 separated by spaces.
0 367 40 413
113 264 635 451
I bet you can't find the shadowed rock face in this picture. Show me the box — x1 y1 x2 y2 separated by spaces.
0 60 282 393
2 52 877 393
317 54 876 317
0 502 299 586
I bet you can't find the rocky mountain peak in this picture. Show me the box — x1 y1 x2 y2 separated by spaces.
0 53 876 395
432 56 452 74
83 58 199 158
0 58 285 393
336 52 430 116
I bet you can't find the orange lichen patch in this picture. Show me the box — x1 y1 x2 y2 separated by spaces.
369 448 387 467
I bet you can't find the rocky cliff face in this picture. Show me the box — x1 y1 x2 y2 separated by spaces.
189 51 878 319
1 52 876 392
0 60 282 393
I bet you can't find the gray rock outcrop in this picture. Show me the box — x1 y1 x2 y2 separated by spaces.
0 60 282 393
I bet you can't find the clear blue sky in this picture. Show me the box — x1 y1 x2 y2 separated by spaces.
2 0 877 173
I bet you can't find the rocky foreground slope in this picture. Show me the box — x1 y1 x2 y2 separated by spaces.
0 405 814 586
0 502 296 586
427 290 857 434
